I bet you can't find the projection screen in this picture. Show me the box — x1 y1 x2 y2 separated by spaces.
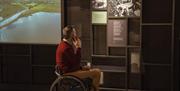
0 0 62 44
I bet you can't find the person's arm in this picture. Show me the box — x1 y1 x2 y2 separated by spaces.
56 44 61 67
62 48 81 73
75 48 81 63
73 37 81 62
81 65 91 71
75 48 90 71
55 43 74 73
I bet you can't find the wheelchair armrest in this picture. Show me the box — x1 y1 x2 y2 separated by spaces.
55 65 63 76
55 70 61 76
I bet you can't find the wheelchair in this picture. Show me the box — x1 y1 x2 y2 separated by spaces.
50 67 95 91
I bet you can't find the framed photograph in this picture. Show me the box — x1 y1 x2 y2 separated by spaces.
107 19 127 47
92 0 107 10
108 0 141 17
130 52 140 73
92 11 107 24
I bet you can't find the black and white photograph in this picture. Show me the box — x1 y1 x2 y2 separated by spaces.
108 0 141 17
92 0 107 10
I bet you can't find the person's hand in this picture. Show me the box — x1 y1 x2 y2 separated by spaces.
81 65 91 71
73 37 81 48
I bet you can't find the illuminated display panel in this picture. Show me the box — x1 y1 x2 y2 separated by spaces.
0 0 62 44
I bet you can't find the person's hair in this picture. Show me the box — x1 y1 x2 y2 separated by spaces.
62 25 75 39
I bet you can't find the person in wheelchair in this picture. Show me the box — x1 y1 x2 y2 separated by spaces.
56 25 101 91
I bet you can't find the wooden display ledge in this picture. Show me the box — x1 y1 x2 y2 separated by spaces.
92 65 126 73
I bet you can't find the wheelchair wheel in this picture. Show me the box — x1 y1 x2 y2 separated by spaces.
90 86 96 91
50 76 86 91
82 78 96 91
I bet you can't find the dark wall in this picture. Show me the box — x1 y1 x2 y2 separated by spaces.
0 44 57 91
141 0 178 91
175 0 180 90
65 0 91 61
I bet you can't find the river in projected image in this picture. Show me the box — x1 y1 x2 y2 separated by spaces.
0 0 61 44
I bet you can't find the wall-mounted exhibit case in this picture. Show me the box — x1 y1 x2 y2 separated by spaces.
91 0 141 90
91 0 176 91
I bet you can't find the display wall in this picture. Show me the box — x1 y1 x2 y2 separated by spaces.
91 0 141 90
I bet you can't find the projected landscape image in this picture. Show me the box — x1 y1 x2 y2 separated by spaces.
0 0 61 44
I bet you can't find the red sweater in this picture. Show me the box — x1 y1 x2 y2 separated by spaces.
56 41 81 73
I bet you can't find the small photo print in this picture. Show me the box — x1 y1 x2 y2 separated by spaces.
92 0 107 10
